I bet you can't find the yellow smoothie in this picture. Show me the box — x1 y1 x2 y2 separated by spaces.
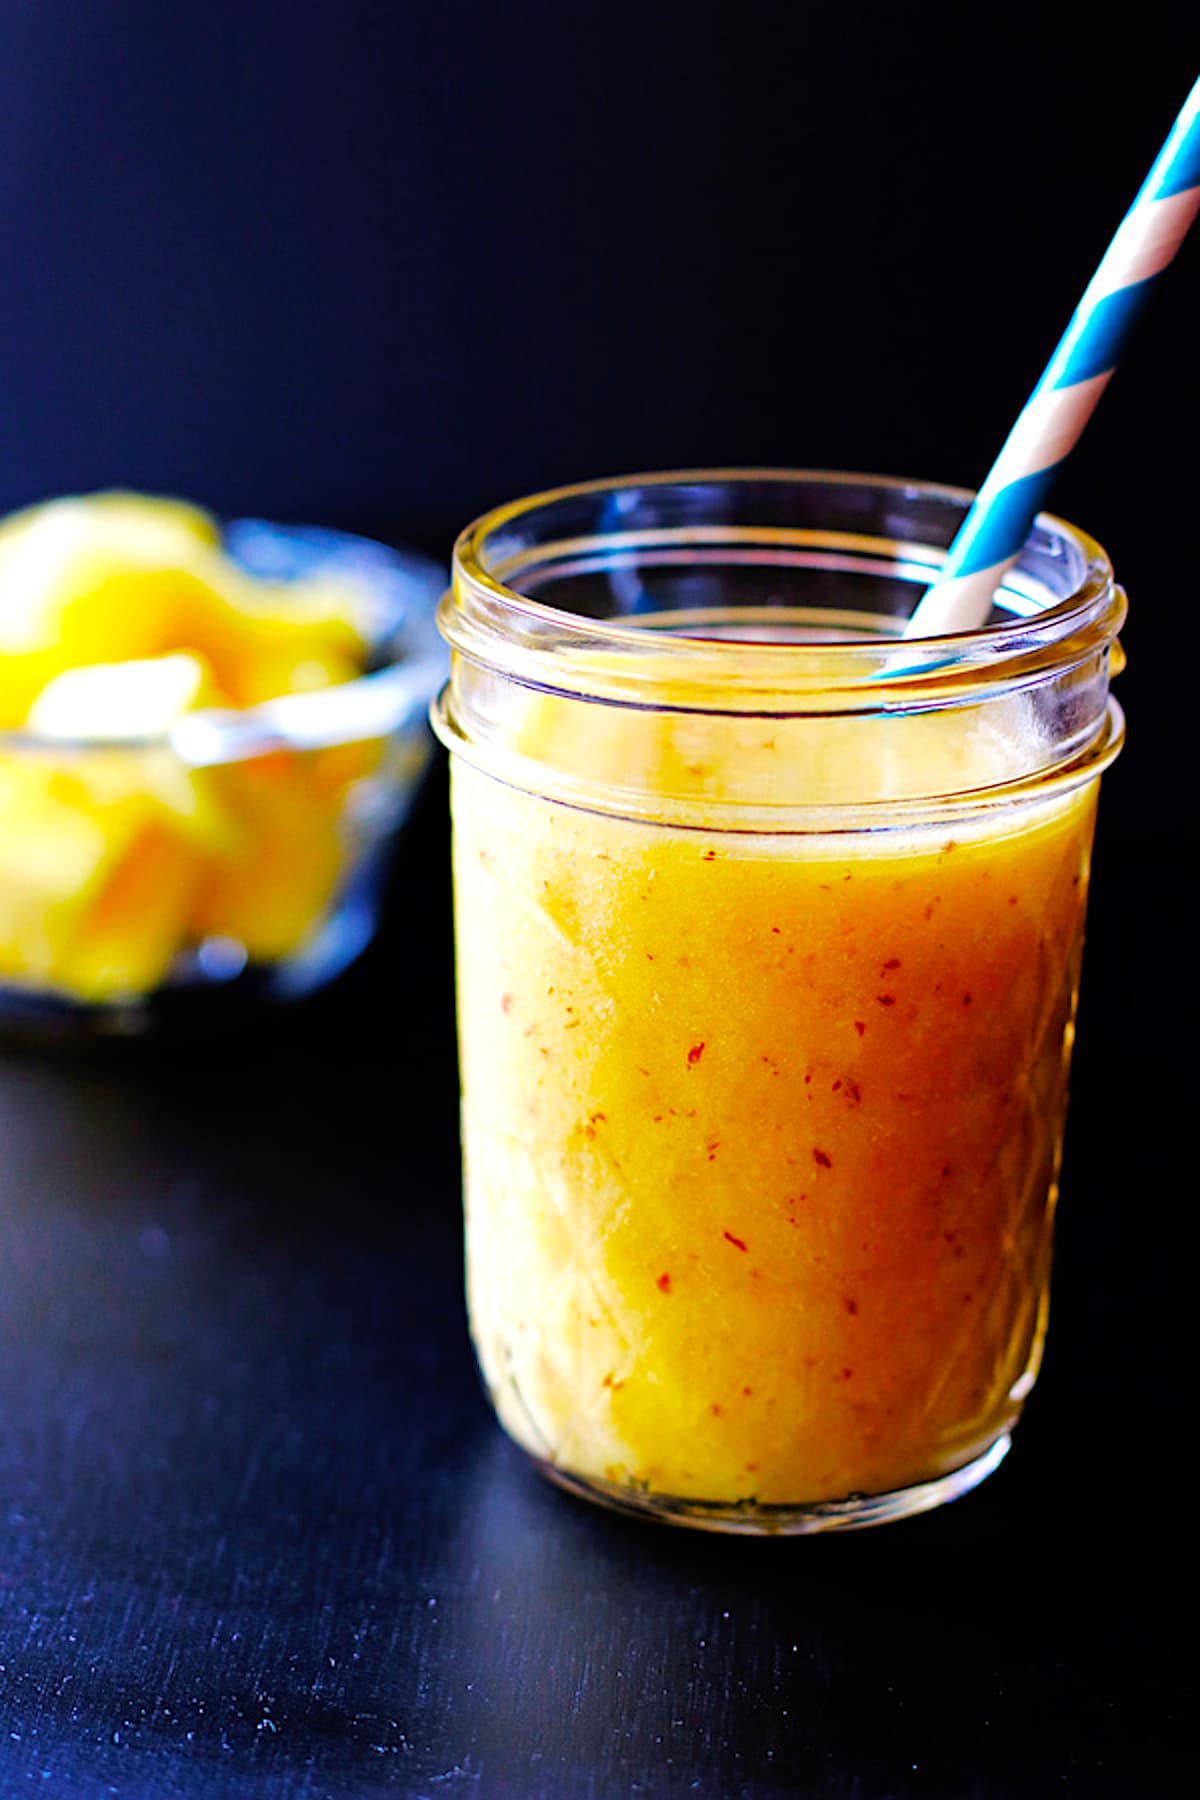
452 695 1096 1510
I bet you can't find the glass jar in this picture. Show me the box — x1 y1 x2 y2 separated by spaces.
434 470 1125 1534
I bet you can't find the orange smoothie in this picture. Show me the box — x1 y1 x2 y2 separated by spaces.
452 707 1096 1512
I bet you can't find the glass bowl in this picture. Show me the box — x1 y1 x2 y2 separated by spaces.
0 519 447 1041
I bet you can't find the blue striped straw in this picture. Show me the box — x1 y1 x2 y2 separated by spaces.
906 74 1200 639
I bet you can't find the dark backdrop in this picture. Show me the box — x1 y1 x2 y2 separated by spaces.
1 0 1197 1442
2 3 1197 794
0 7 1197 1790
1 0 1196 1460
1 2 1195 548
3 3 1195 892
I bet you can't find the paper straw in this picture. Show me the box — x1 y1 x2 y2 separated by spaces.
906 74 1200 639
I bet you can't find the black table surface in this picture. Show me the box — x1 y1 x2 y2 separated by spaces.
0 753 1186 1800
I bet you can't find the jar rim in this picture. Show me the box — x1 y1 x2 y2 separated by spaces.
445 467 1123 710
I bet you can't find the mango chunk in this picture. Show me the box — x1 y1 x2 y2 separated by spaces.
0 752 167 990
190 755 347 962
0 488 219 566
191 575 365 706
27 652 219 741
0 491 368 724
51 822 199 1004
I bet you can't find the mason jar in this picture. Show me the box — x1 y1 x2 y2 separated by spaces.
434 470 1125 1534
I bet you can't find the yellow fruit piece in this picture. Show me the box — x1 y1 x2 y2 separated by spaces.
0 509 229 727
50 822 198 1004
0 488 219 562
0 750 196 999
305 735 386 800
26 659 236 858
0 758 112 986
0 492 219 657
27 651 219 741
174 572 366 707
190 753 347 961
0 492 368 722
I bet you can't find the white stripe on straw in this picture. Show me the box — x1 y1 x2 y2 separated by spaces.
906 74 1200 639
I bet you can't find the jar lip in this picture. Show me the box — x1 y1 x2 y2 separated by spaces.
433 687 1126 831
446 467 1121 705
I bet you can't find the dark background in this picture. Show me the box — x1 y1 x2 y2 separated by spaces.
1 1 1197 816
0 3 1196 1795
1 3 1196 543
